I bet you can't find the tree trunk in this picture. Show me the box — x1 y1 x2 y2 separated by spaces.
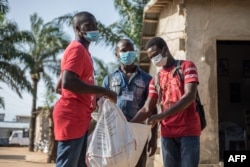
47 107 57 163
28 80 38 151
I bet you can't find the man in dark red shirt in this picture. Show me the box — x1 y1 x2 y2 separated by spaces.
53 11 116 167
131 37 201 167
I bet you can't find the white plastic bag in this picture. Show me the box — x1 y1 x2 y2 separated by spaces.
86 99 151 167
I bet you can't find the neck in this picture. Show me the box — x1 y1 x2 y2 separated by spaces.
164 57 175 68
76 37 90 49
120 64 136 74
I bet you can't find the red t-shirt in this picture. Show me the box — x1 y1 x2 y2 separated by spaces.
149 60 201 137
53 40 96 141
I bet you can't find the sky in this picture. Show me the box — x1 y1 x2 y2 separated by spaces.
0 0 120 121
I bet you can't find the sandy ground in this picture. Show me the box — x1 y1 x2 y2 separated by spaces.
0 147 54 167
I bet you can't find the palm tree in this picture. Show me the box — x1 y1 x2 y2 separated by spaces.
0 0 33 108
0 0 8 16
19 13 70 151
93 57 119 86
99 0 149 49
41 89 57 163
53 0 149 53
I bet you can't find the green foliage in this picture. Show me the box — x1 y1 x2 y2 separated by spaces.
42 89 57 109
0 0 9 16
51 0 149 84
95 0 149 50
0 2 33 98
112 0 149 48
22 13 70 91
19 13 70 151
93 57 119 86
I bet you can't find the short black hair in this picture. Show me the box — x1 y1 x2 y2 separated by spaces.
145 37 167 50
72 11 95 29
118 39 133 46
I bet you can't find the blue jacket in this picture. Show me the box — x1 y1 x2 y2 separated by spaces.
102 66 152 121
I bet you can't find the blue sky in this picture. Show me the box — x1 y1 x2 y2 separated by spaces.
0 0 119 121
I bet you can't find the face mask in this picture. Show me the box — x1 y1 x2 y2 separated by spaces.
151 53 167 67
84 31 99 42
119 51 136 65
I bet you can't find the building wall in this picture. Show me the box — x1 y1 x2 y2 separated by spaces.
0 122 29 138
16 115 30 123
0 113 5 121
185 0 250 165
148 0 186 74
148 0 250 166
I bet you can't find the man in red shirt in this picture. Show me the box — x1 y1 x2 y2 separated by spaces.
131 37 201 167
53 11 117 167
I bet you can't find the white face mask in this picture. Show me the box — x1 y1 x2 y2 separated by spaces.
151 53 167 67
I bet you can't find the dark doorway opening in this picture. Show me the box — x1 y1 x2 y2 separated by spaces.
217 40 250 161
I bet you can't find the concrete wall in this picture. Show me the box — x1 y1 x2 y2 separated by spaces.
148 0 250 166
149 0 186 74
185 0 250 165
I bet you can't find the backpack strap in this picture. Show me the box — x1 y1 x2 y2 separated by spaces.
174 60 203 114
154 72 161 104
108 73 113 90
172 60 184 81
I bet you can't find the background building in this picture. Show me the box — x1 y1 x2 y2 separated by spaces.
139 0 250 166
0 114 30 146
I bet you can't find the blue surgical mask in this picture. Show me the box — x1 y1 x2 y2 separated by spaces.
84 31 99 42
119 51 136 65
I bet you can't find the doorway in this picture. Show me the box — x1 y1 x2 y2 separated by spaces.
217 40 250 160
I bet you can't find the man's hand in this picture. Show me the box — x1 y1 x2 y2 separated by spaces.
147 136 157 157
97 96 106 107
148 114 162 128
103 89 117 104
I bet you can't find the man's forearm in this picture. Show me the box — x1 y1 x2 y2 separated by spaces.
130 109 151 123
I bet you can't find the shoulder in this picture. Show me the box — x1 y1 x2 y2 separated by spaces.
180 60 199 83
104 70 120 81
179 60 197 72
66 41 87 54
109 70 120 78
181 60 196 68
67 40 81 48
103 72 117 87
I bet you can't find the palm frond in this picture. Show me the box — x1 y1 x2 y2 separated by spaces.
51 13 75 26
0 0 9 15
97 21 122 48
0 61 32 97
41 72 55 92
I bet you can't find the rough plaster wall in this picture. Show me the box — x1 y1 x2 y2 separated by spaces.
157 1 186 59
185 0 250 164
149 1 187 75
150 0 250 165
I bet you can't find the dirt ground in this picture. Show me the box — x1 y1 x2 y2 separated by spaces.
0 146 164 167
0 147 54 167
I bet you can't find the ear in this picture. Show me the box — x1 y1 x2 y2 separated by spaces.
162 46 167 52
163 46 170 54
76 25 85 35
115 51 119 58
115 47 120 58
75 25 80 32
